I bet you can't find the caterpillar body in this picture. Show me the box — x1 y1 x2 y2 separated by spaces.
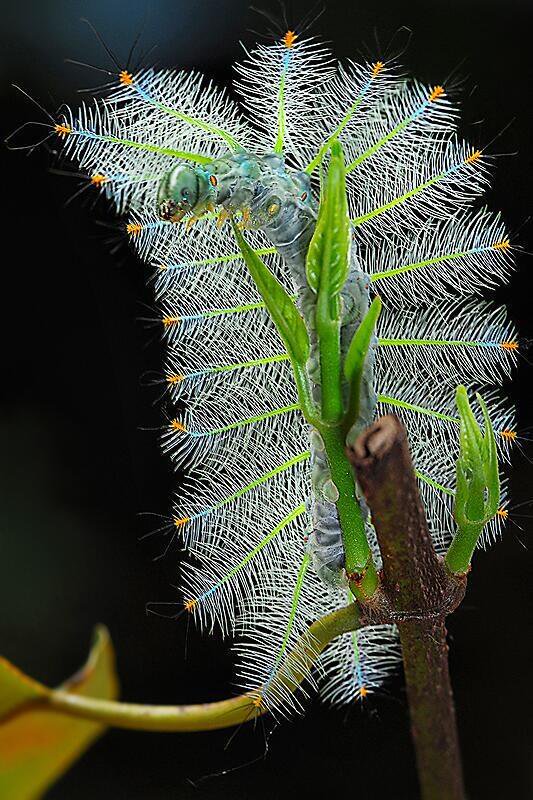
53 33 516 712
157 153 377 587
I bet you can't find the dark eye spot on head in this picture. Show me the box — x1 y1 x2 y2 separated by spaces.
159 199 176 220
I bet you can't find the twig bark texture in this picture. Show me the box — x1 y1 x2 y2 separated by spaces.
349 415 467 800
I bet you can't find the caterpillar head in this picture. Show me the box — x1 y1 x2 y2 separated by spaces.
158 165 213 222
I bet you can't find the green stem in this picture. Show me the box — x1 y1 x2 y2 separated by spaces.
318 424 378 599
41 604 360 732
316 305 344 422
444 387 500 575
444 523 484 575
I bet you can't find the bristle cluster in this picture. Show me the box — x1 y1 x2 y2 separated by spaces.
56 34 515 713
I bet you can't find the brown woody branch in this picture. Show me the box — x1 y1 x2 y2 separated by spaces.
348 415 467 800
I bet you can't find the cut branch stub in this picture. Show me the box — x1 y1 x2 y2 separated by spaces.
347 414 465 616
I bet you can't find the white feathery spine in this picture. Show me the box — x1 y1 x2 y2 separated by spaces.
55 33 516 712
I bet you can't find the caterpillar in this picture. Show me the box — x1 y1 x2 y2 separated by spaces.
156 152 376 588
50 30 515 713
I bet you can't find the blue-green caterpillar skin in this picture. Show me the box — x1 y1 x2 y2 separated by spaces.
158 152 316 289
158 152 377 586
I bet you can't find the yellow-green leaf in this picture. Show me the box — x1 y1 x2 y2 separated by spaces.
0 659 47 720
232 223 310 368
232 223 318 422
0 625 119 800
305 140 350 299
343 296 382 384
343 296 382 433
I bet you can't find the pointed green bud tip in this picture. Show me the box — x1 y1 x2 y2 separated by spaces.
305 137 350 300
330 139 343 159
446 387 501 574
455 385 500 525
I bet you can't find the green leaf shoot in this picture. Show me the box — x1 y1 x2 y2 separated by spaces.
445 386 500 574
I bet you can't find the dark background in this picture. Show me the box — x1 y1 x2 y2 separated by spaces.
1 1 532 797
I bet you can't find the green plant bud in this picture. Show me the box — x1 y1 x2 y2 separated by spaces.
445 386 500 574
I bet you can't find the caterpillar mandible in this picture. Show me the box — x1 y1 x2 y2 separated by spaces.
51 28 515 713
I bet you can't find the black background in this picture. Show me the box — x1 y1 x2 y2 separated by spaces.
1 1 532 797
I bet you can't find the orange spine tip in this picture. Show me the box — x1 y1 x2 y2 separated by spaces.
497 508 509 519
162 315 180 327
500 429 517 441
465 149 482 164
119 69 133 85
429 85 445 102
166 374 184 384
371 61 384 77
357 685 368 701
126 222 142 237
251 695 263 709
184 598 197 612
170 419 186 432
493 239 510 250
90 173 107 186
501 340 519 351
54 123 71 137
283 30 298 48
174 516 190 529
